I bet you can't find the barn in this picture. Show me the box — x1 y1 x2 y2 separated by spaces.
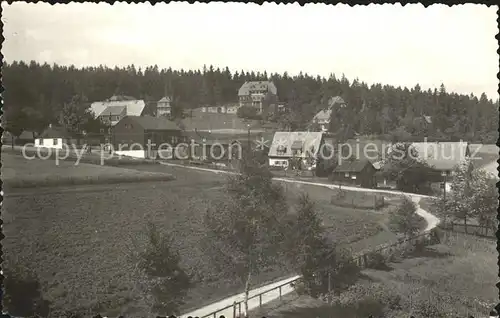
112 116 184 159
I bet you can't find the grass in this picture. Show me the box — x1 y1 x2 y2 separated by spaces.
2 156 402 316
262 232 497 318
1 153 174 189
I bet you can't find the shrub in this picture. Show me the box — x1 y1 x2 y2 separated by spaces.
366 251 388 270
3 264 51 317
413 299 447 317
138 222 191 316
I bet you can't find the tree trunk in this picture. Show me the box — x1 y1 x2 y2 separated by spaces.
11 135 14 149
464 214 468 234
244 270 252 318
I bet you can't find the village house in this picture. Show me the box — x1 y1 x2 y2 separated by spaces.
112 116 184 159
238 81 278 114
331 159 377 188
268 131 324 172
90 95 146 126
156 96 172 117
34 124 76 149
411 141 471 192
312 96 346 132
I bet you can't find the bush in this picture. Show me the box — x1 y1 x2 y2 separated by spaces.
138 222 191 316
413 299 447 317
366 251 388 270
3 264 51 317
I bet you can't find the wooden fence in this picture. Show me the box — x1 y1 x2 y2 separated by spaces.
438 222 496 239
200 230 440 318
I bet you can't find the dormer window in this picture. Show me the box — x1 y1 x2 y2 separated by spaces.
277 145 287 155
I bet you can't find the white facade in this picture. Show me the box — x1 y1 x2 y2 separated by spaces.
269 158 289 168
200 105 240 114
115 150 146 159
34 137 65 149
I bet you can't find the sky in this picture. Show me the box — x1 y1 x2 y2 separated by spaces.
2 2 499 99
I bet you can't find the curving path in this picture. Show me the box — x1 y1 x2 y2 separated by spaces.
160 161 441 318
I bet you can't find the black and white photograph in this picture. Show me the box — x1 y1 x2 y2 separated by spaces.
1 2 499 318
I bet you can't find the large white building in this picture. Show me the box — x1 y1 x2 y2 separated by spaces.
238 81 278 114
90 95 146 126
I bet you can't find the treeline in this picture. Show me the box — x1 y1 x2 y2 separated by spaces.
2 60 498 143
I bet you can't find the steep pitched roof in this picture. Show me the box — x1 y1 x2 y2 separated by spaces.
411 141 470 171
328 96 346 107
312 96 346 123
100 105 127 116
313 109 332 123
238 81 277 96
158 96 171 103
268 131 323 157
39 126 73 138
126 116 181 131
334 159 374 173
90 99 145 118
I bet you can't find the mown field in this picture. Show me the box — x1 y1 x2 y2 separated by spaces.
255 232 497 318
1 152 174 189
3 158 400 316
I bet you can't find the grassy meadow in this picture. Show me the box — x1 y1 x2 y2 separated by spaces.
253 232 497 318
3 155 403 316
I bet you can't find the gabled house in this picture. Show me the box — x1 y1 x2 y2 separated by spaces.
331 159 377 188
268 131 324 171
35 125 75 149
157 96 172 117
90 96 146 126
112 116 184 159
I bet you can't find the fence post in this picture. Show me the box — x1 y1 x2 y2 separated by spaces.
233 301 237 318
279 285 282 300
213 312 217 318
238 302 241 317
259 294 262 308
328 271 332 293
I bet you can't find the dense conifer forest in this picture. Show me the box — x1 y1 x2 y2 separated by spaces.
2 61 498 143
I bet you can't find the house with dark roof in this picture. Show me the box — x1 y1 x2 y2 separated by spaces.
34 125 76 149
238 81 278 114
331 158 377 188
98 105 127 126
112 116 184 159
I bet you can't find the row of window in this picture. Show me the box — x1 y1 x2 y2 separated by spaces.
38 138 58 146
274 160 288 165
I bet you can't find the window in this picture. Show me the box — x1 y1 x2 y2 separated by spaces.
277 145 287 155
351 175 357 180
53 138 58 146
39 138 44 145
344 172 349 177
